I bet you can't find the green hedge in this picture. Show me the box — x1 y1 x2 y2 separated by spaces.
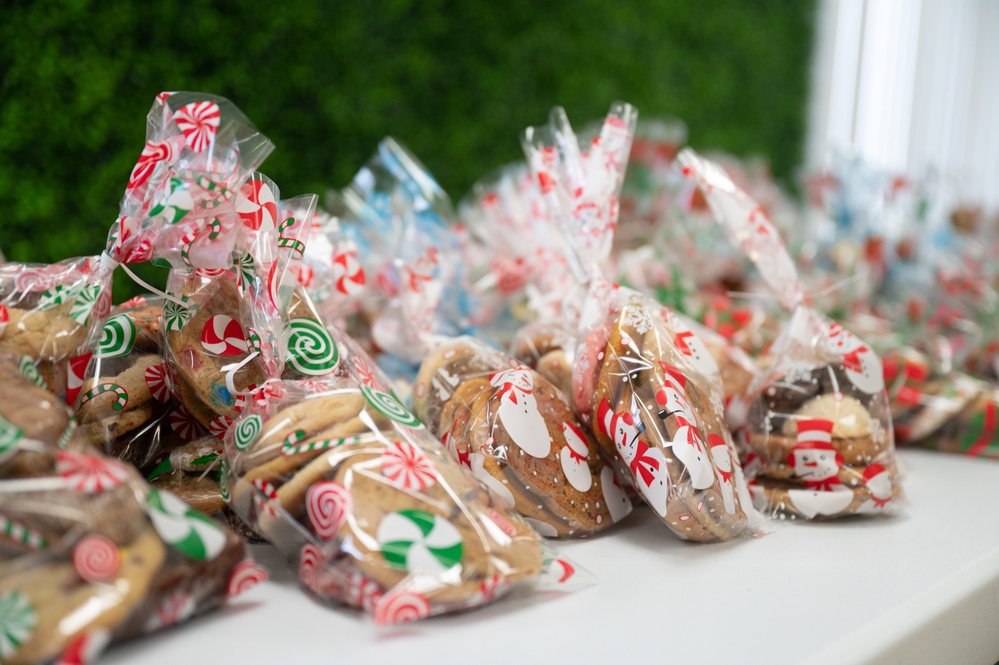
0 0 815 270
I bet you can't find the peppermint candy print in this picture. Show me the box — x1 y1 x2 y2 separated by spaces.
0 591 36 660
352 356 379 388
144 591 195 633
12 266 59 292
201 315 248 356
163 296 199 332
252 478 278 517
344 572 382 613
169 404 203 440
127 140 175 193
56 451 128 493
78 383 128 412
147 177 195 226
227 560 269 598
96 313 135 358
381 441 436 491
373 590 431 626
298 543 324 592
361 385 422 428
478 574 510 602
72 535 121 583
16 356 47 390
53 629 111 665
144 363 173 402
146 489 227 561
172 101 220 152
208 415 233 439
306 481 352 540
236 179 278 232
332 247 366 296
285 318 339 376
218 459 231 502
118 295 148 309
0 304 7 337
0 416 24 463
70 284 103 325
378 509 463 575
38 284 78 309
0 513 47 551
233 414 262 451
65 352 92 404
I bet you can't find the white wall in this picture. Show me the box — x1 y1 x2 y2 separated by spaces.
808 0 999 211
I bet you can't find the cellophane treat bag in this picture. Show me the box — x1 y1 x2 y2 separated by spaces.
223 295 583 625
679 148 902 519
0 256 114 401
335 139 633 538
883 346 999 460
521 103 762 542
459 162 573 349
0 350 262 665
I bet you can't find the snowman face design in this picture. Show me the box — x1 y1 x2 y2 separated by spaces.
865 470 892 499
670 317 719 377
709 441 736 514
790 448 839 481
559 422 593 492
610 413 641 464
491 369 551 458
636 446 669 517
669 425 715 490
657 385 701 432
830 327 884 394
600 466 633 523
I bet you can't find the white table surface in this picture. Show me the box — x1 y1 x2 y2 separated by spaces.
104 449 999 665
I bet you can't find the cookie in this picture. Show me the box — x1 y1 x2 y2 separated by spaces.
227 382 545 616
590 302 752 542
166 276 267 429
0 351 73 451
749 464 901 520
0 301 88 361
414 337 631 538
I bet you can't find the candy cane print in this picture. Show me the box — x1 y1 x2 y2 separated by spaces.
280 429 382 456
78 383 129 412
0 514 47 551
277 217 306 258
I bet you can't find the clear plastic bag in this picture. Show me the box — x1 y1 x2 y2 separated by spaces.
224 322 581 625
679 148 902 519
521 104 763 541
0 352 260 665
413 336 633 538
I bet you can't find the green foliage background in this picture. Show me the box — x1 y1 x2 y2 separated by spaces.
0 0 815 271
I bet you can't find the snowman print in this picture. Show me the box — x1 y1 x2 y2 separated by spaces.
559 422 593 492
708 434 736 514
600 466 633 523
668 313 719 377
828 323 884 394
597 397 668 516
489 367 552 458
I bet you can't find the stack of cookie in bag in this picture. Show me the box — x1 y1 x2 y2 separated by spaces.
326 137 633 539
513 103 761 542
679 149 902 519
0 349 260 665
